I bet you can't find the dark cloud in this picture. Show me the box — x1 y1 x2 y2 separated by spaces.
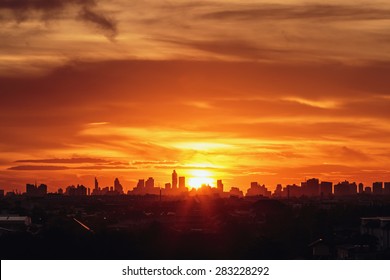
0 0 94 10
0 0 116 39
0 0 94 19
78 6 117 40
201 4 390 21
8 164 134 171
15 157 112 164
153 165 218 170
74 165 135 170
8 165 69 171
132 160 178 165
7 59 388 101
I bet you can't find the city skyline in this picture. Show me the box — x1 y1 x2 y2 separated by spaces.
1 0 390 192
3 169 390 198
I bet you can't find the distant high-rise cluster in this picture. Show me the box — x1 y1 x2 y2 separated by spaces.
91 177 124 196
25 183 47 197
131 170 189 196
3 172 390 199
128 170 226 197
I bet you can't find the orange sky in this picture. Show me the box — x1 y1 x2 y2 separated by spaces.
1 0 390 192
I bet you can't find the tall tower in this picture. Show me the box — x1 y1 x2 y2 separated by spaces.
94 177 99 190
114 178 123 194
172 170 178 189
179 176 186 189
217 179 224 193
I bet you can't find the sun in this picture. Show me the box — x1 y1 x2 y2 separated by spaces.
188 170 214 189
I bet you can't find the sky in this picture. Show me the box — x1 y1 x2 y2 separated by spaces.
1 0 390 193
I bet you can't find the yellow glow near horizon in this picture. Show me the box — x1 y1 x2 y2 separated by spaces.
188 170 215 189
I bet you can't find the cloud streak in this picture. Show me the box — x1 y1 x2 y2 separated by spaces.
78 6 117 40
0 0 117 40
15 157 114 164
8 165 134 171
200 4 390 21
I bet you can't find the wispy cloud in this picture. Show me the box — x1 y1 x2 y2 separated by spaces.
78 6 117 40
0 0 117 40
8 164 134 171
8 165 69 171
131 160 179 165
200 4 390 21
15 157 112 164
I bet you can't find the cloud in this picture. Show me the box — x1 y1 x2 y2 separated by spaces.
8 165 69 171
0 0 93 19
131 160 179 165
160 38 288 60
339 146 372 161
200 4 390 21
0 0 117 40
78 6 117 40
8 164 134 171
152 164 218 170
15 157 112 164
0 58 389 190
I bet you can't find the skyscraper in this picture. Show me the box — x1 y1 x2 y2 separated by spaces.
172 170 178 189
114 178 124 194
92 177 100 195
373 182 383 195
146 177 154 189
179 176 185 189
305 178 320 197
358 183 364 194
385 182 390 195
217 179 224 193
137 179 145 189
320 181 333 197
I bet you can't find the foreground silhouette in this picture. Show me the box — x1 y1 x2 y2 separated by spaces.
1 195 390 260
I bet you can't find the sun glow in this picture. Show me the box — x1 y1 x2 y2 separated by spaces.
188 170 214 189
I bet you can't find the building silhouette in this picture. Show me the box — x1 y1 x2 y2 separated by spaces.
334 181 357 196
114 178 124 194
273 184 283 198
92 177 100 195
137 179 145 189
320 181 333 198
385 182 390 195
172 170 178 189
301 178 320 197
25 183 47 197
217 179 224 193
246 182 271 197
285 184 301 198
373 182 383 195
229 187 244 198
179 176 185 190
358 183 364 194
145 177 154 190
65 185 87 196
